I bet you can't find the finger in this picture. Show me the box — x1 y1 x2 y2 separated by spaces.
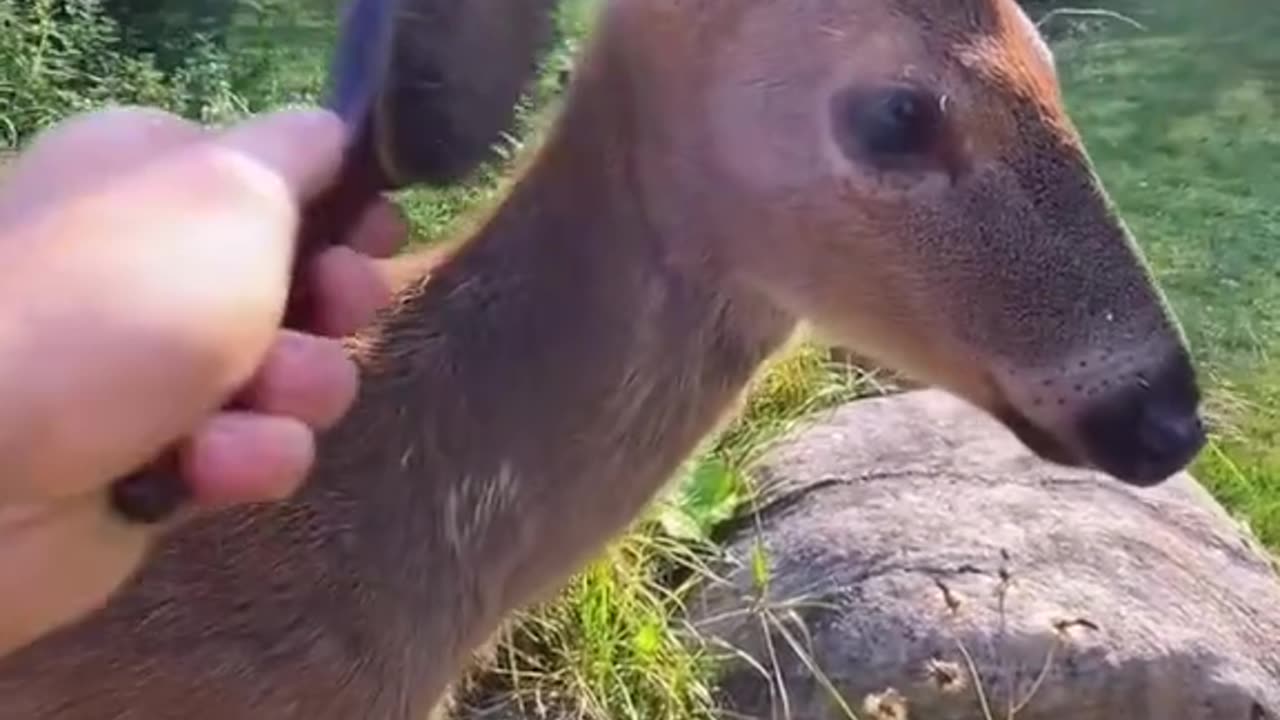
236 330 359 430
290 198 409 337
346 199 409 258
305 246 399 337
179 412 314 507
303 245 448 338
0 107 204 222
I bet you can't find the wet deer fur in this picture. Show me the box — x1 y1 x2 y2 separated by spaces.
0 0 1204 717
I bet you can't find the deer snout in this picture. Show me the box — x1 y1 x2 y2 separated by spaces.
1072 349 1206 486
993 345 1206 486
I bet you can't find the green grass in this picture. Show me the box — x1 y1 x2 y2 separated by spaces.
1043 0 1280 546
449 342 885 719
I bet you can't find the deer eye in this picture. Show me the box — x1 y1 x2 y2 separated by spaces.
831 84 945 169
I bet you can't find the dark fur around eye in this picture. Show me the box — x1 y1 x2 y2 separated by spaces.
831 84 945 170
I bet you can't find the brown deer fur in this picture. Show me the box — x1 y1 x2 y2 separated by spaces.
0 0 1203 717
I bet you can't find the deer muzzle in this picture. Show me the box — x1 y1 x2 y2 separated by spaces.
992 345 1206 486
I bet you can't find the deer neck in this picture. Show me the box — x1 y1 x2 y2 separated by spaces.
313 44 795 688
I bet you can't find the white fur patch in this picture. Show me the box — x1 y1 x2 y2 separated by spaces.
444 462 518 556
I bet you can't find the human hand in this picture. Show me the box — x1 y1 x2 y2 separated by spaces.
0 106 409 655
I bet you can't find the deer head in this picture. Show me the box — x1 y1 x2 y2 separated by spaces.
596 0 1203 485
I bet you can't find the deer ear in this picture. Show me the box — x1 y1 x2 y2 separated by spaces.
328 0 558 189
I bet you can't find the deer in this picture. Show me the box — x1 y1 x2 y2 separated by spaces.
0 0 1206 717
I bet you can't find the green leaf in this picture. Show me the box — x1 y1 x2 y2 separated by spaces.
654 501 706 543
676 455 742 534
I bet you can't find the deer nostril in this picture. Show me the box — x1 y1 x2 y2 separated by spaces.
1136 405 1206 463
1073 349 1204 486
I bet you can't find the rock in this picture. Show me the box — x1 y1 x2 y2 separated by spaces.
688 389 1280 719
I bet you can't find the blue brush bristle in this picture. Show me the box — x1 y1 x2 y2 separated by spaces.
328 0 392 132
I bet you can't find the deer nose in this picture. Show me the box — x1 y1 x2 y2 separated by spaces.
1074 349 1206 486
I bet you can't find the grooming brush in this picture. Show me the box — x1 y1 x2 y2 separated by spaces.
109 0 555 524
